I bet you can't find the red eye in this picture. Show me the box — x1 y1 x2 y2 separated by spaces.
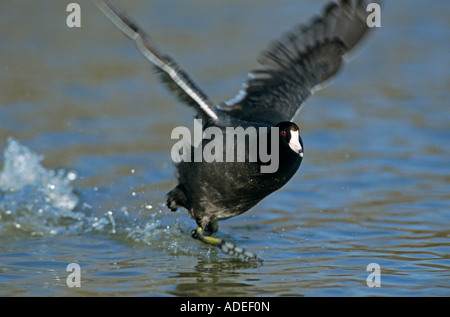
281 131 287 136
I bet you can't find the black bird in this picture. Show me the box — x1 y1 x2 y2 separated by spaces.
95 0 379 261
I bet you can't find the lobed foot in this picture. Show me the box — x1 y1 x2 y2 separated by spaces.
192 227 263 263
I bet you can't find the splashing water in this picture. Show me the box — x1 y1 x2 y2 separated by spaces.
0 138 83 236
0 138 188 255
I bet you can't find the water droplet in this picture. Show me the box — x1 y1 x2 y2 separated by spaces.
67 171 77 181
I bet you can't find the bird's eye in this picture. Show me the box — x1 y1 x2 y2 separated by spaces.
281 131 287 136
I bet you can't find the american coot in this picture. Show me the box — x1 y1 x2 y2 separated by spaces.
95 0 380 262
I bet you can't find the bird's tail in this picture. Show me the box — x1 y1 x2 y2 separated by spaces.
166 184 188 212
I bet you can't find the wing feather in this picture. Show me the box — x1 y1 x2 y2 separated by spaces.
223 0 381 125
94 0 219 122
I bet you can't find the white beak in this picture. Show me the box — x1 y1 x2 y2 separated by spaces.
288 130 303 157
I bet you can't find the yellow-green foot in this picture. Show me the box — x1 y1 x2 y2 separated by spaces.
192 227 263 262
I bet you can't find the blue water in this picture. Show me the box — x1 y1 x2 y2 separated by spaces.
0 0 449 296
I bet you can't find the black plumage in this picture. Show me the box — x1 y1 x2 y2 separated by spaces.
95 0 380 261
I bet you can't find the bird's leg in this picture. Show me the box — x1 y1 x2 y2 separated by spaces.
191 221 263 262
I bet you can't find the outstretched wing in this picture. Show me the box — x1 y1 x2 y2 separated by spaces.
222 0 379 125
94 0 220 122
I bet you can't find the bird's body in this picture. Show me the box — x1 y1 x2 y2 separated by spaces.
95 0 381 261
167 121 303 230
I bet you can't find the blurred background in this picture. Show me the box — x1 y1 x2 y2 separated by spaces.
0 0 449 296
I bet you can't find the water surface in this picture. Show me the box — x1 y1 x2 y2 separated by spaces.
0 0 449 296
